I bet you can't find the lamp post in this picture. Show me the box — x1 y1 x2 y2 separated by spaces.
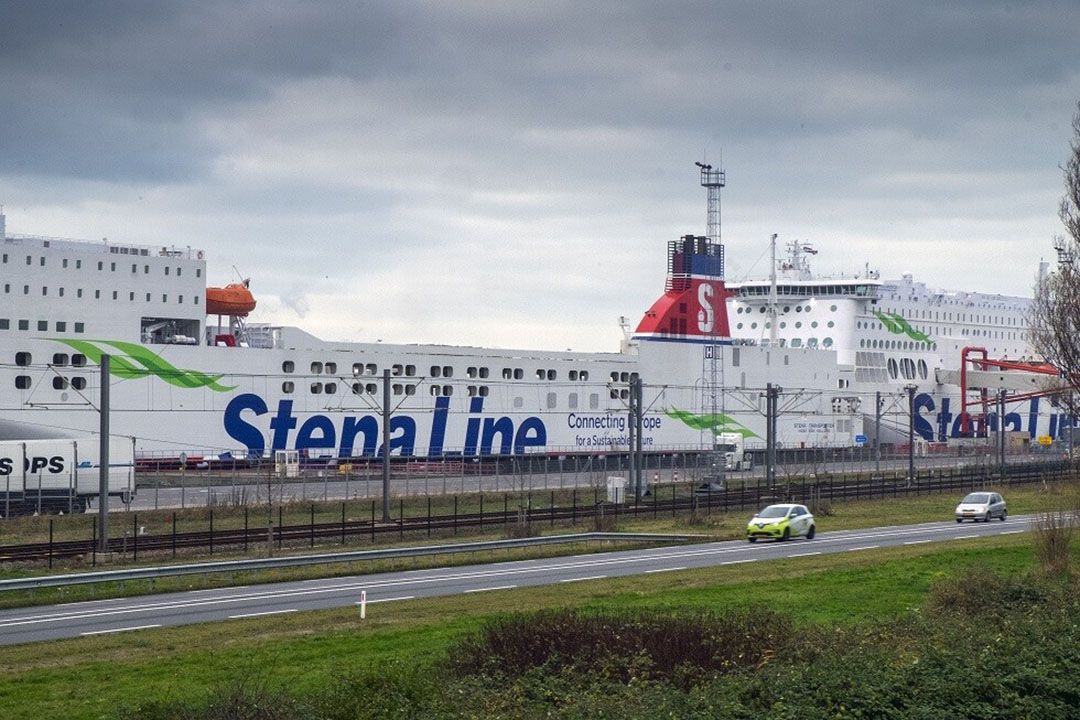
904 385 917 485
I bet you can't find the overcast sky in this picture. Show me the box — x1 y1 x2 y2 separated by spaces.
1 1 1078 352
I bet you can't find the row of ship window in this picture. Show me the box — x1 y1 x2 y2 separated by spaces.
280 360 626 383
879 306 1025 325
3 283 199 305
736 320 835 330
14 352 87 367
735 304 839 314
888 358 930 381
279 378 610 408
859 339 936 351
1 253 199 278
14 375 87 390
1 320 86 333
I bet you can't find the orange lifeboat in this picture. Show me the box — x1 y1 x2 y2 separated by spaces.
206 281 257 316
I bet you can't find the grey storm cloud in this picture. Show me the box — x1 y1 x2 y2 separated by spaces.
0 1 1078 348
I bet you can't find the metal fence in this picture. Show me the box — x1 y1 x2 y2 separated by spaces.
123 442 1067 511
1 460 1071 567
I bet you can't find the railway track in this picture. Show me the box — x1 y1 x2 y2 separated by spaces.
0 462 1070 565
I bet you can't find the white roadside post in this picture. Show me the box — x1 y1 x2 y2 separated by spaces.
359 590 367 619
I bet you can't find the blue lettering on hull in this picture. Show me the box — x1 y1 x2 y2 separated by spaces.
224 393 546 458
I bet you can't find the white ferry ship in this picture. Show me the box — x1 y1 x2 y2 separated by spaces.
0 179 1068 463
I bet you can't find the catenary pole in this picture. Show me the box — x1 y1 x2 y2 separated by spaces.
98 354 110 552
381 368 392 522
633 376 644 500
874 390 882 472
906 385 916 485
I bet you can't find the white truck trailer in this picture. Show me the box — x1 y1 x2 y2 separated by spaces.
0 438 134 516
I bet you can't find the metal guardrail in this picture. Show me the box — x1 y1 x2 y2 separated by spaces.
0 532 703 592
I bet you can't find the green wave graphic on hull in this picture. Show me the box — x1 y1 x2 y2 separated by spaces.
872 310 932 343
52 339 236 392
665 408 759 439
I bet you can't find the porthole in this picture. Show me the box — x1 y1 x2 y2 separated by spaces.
282 381 295 394
282 361 295 373
325 382 337 394
15 375 30 390
15 351 31 366
71 377 87 390
823 337 833 347
52 376 68 390
52 353 69 366
311 362 323 374
325 362 337 374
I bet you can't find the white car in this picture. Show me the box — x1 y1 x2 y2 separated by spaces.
955 492 1007 523
746 503 816 542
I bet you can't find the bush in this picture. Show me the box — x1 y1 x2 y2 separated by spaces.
121 677 305 720
447 607 798 686
1032 509 1076 577
925 565 1050 618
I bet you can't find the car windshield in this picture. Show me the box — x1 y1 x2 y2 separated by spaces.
962 493 990 504
757 505 791 518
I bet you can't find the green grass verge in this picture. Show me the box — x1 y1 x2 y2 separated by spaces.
0 534 1060 720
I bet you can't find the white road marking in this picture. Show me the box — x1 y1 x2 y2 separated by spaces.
847 545 880 552
560 575 607 583
789 551 821 558
464 585 517 593
721 559 757 565
954 535 979 540
903 540 931 545
228 609 297 619
80 624 161 636
999 530 1024 535
645 567 686 573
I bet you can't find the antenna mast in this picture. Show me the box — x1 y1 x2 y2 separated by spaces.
695 159 727 470
696 160 726 277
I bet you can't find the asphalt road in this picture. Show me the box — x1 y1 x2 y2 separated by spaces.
0 514 1028 646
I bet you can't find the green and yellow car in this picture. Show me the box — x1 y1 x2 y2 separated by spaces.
746 503 816 542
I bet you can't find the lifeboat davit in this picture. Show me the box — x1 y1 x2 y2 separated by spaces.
206 282 257 316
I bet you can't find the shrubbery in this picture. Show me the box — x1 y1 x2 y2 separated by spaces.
121 570 1080 720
